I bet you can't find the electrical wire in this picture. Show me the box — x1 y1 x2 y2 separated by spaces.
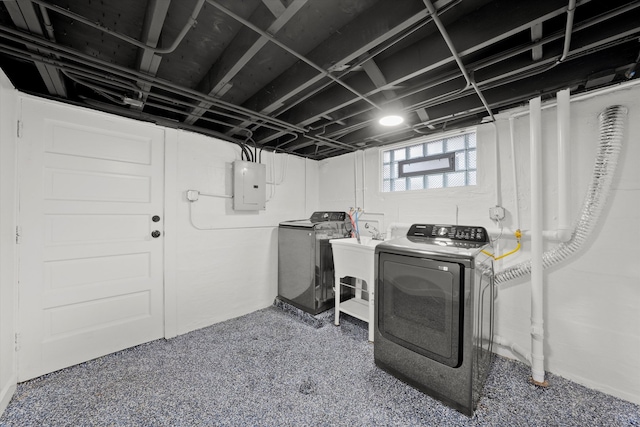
59 68 260 162
265 153 288 202
240 145 252 162
492 218 504 243
188 201 275 231
242 134 257 163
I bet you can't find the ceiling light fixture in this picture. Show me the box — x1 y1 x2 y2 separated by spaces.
379 114 404 126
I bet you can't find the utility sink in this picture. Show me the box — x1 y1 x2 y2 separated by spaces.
330 236 385 342
332 236 383 249
331 236 383 249
330 237 383 283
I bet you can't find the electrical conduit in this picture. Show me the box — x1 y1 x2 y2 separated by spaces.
509 116 521 231
30 0 205 55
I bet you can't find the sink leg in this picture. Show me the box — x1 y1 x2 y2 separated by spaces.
369 285 374 342
335 274 340 326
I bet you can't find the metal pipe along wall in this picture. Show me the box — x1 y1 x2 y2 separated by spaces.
529 97 545 385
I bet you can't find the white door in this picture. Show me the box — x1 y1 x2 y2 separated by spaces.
17 98 165 381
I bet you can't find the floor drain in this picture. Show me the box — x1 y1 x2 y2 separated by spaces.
298 378 317 395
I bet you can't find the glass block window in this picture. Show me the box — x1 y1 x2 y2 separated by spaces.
381 131 477 192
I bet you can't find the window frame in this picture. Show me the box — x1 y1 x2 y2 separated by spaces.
397 152 456 178
380 128 477 193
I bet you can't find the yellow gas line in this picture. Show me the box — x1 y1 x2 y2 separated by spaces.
482 229 522 260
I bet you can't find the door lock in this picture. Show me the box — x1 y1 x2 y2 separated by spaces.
152 215 161 222
151 230 161 238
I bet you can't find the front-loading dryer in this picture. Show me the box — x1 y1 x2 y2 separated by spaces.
374 224 494 416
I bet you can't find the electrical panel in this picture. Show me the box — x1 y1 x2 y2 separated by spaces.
233 160 266 211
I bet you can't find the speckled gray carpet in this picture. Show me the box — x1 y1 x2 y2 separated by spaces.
1 305 638 427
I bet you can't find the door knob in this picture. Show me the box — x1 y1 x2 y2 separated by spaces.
151 230 161 238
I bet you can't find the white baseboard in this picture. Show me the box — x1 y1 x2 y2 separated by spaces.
0 378 17 417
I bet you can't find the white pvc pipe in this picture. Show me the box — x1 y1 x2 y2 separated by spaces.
557 89 571 241
509 117 521 230
493 335 532 365
503 79 640 122
529 97 546 385
490 105 627 286
353 151 359 208
361 150 367 211
487 228 571 241
492 122 501 207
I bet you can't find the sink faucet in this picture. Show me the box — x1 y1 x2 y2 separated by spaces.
364 223 384 240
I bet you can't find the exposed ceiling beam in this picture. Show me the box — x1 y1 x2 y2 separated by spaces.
0 0 635 162
242 0 440 117
326 31 640 152
266 3 639 151
261 0 286 18
226 0 459 141
361 57 397 101
416 108 436 129
134 0 172 110
319 44 637 158
531 23 544 60
4 0 66 96
138 0 171 72
252 0 578 144
184 0 308 125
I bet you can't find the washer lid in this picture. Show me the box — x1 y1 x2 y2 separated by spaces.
279 219 314 228
280 211 348 228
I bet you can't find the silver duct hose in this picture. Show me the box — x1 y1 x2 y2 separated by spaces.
490 105 627 285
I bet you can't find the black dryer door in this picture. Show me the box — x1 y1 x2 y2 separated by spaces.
378 252 464 368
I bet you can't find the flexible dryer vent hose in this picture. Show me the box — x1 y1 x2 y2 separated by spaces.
491 105 627 285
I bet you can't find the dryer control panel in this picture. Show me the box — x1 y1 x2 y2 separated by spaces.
408 224 489 245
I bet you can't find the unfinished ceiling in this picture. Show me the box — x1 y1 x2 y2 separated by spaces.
0 0 638 160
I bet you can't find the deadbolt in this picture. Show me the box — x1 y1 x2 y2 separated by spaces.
151 230 161 238
152 215 161 222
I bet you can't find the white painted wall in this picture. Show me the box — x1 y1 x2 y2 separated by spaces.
0 86 318 417
167 130 317 335
318 82 640 404
0 70 17 413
